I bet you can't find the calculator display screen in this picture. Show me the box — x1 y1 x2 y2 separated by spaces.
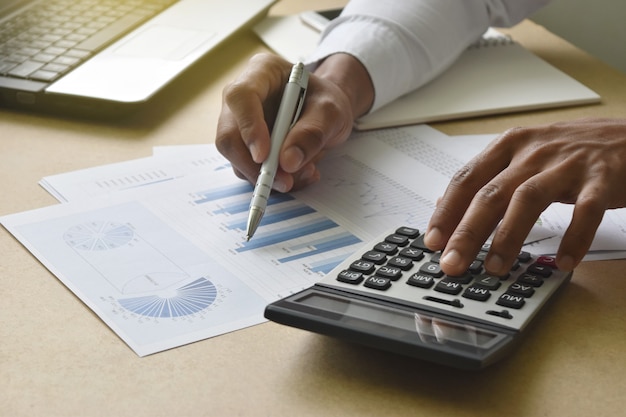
297 292 500 349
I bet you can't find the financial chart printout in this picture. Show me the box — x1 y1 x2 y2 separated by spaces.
2 126 453 356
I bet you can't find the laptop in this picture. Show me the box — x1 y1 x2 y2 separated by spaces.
0 0 276 117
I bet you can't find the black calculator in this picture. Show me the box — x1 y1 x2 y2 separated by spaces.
265 226 572 370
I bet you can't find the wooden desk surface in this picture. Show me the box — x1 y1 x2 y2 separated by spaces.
2 1 625 416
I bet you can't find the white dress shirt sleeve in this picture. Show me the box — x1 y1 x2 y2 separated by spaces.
307 0 551 112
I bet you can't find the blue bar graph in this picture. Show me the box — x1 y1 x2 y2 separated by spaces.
309 253 352 274
277 233 361 263
227 204 316 231
288 231 357 251
236 218 338 252
261 204 316 226
213 193 294 215
193 183 253 204
191 180 363 274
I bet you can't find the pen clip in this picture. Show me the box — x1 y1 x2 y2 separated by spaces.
288 63 309 129
289 84 307 130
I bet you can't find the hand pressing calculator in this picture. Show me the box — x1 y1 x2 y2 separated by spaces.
265 226 572 370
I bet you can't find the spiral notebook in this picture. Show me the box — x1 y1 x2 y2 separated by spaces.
254 18 601 130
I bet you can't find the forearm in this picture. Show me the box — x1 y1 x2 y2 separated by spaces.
308 0 551 112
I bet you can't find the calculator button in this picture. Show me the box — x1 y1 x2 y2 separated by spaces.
398 247 424 261
473 274 501 290
434 279 463 295
419 262 444 278
508 282 535 297
364 276 392 290
537 255 557 268
349 260 376 275
373 241 398 255
467 260 484 274
337 270 364 284
395 226 420 238
517 251 532 263
407 273 435 288
475 251 488 262
510 259 521 271
409 234 433 252
362 250 387 264
385 234 409 246
517 273 544 287
527 263 553 278
375 265 403 281
462 286 491 302
429 252 442 263
496 293 526 309
387 256 413 270
444 273 473 285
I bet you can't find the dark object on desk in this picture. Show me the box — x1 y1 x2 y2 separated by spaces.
0 0 275 117
266 226 572 370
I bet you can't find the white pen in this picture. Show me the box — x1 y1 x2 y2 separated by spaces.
245 62 309 241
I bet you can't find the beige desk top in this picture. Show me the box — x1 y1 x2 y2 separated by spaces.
1 1 625 416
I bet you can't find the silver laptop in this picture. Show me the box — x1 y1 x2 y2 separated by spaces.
0 0 275 116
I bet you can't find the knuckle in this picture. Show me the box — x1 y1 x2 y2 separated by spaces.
512 179 544 203
475 183 508 208
496 126 529 146
298 123 325 149
500 126 523 139
214 116 239 156
449 164 477 188
493 126 541 157
249 52 286 68
315 94 352 129
502 125 528 137
222 80 253 105
575 192 607 216
248 52 272 65
214 131 232 155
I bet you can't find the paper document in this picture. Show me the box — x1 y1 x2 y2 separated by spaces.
3 126 457 356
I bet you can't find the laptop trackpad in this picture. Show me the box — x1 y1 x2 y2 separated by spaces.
114 25 216 61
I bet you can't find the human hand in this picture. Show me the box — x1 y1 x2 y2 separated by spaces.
424 118 626 276
215 53 373 192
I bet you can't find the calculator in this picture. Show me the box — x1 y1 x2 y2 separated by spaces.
265 226 572 370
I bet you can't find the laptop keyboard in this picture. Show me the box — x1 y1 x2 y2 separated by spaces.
0 0 178 83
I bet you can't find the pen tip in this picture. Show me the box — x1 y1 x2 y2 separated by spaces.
246 235 251 242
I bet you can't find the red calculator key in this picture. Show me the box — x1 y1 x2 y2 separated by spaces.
537 255 558 268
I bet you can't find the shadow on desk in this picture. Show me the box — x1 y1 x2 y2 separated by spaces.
268 281 603 415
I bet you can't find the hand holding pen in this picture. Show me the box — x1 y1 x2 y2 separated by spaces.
215 53 376 233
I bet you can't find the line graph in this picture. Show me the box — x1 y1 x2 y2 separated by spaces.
311 154 435 230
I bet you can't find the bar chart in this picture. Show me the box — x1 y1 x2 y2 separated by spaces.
190 179 364 278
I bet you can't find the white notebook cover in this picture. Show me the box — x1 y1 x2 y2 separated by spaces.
356 31 601 130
